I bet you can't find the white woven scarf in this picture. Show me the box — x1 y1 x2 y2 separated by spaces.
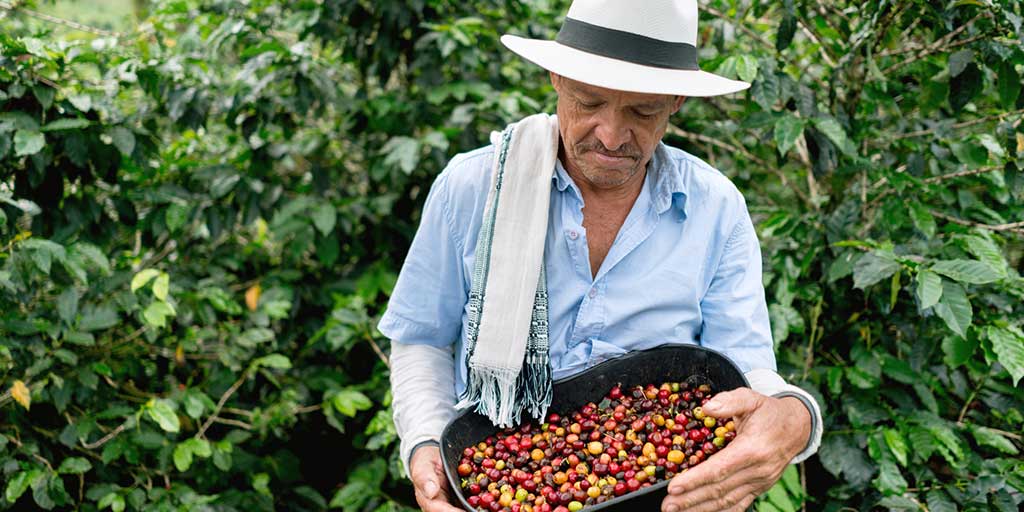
454 113 559 427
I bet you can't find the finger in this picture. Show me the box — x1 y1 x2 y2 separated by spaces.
666 437 759 495
664 478 762 512
415 488 464 512
701 388 763 419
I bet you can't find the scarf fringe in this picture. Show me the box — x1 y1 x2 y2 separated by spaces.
456 362 522 428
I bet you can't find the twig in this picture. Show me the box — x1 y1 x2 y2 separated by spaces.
294 404 322 414
222 407 254 418
667 124 812 206
82 419 130 449
3 433 55 471
365 333 391 370
957 370 991 423
930 210 1024 235
923 165 1002 184
0 0 122 37
211 417 252 430
196 372 249 439
883 11 988 74
798 18 836 67
892 108 1024 140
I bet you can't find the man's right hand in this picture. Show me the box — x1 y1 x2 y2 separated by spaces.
409 445 463 512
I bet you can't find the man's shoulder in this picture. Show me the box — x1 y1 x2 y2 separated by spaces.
437 144 495 190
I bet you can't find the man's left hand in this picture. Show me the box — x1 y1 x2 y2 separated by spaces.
660 388 811 512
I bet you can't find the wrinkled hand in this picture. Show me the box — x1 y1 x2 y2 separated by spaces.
410 445 463 512
660 388 810 512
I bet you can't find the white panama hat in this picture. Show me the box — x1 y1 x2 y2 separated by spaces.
501 0 749 97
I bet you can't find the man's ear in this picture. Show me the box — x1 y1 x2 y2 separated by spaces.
672 95 687 112
549 72 561 92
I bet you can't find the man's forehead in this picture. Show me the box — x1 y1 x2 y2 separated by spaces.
562 76 675 106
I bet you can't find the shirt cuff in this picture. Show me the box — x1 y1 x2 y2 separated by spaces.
407 439 442 473
744 369 823 464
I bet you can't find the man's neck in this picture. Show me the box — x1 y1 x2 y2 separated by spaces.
562 156 650 212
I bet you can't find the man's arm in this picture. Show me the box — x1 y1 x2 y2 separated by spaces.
661 203 822 512
390 341 462 512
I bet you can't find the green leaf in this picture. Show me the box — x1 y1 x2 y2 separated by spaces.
64 331 95 346
172 439 209 472
312 202 337 235
908 202 936 239
883 429 909 467
774 115 805 157
14 129 45 156
328 481 371 509
997 60 1021 109
152 273 169 301
381 136 420 174
98 492 125 512
131 269 160 292
853 252 899 289
812 118 856 156
926 490 956 512
818 435 875 487
57 457 92 474
332 389 373 417
142 300 176 329
57 288 79 325
873 458 907 495
5 470 33 503
930 259 1003 284
146 399 180 433
941 335 976 369
77 305 119 331
915 270 943 310
165 203 189 233
107 126 135 156
949 63 982 112
253 353 291 370
987 326 1024 386
948 50 973 77
173 442 193 472
40 118 91 131
970 426 1019 455
736 55 759 82
933 281 972 337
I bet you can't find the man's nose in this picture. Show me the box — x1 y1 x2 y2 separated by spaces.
592 112 632 152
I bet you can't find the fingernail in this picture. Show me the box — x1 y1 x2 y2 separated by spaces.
424 480 438 498
666 505 679 512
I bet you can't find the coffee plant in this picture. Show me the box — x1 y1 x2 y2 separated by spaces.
1 1 1022 511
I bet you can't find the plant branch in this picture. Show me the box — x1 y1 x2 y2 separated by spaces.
929 211 1024 236
667 124 812 206
892 108 1024 141
82 419 130 449
923 165 1002 184
0 0 122 37
196 371 249 439
882 11 988 74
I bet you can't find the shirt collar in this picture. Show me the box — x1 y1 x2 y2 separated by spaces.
553 142 688 220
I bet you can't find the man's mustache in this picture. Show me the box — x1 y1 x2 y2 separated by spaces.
575 141 640 160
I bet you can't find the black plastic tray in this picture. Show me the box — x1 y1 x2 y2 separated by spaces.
440 345 749 511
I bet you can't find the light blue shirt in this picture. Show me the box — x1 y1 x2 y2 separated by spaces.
378 141 776 396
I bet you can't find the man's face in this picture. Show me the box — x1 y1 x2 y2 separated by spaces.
551 73 686 190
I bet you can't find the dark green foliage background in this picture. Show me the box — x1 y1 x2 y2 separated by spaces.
1 1 1023 511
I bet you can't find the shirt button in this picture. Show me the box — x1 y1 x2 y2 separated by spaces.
588 288 597 299
568 230 579 240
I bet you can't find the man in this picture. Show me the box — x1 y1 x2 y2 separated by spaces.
380 1 823 511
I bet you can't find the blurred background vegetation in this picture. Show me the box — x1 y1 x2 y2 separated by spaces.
1 0 1022 511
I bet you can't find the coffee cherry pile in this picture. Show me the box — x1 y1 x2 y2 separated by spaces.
456 381 736 512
